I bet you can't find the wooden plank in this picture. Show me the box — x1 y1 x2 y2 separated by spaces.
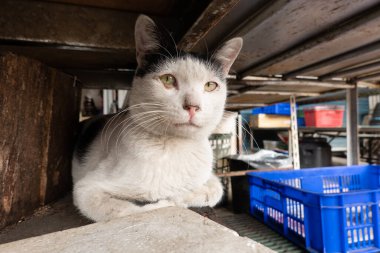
239 2 380 76
229 79 354 89
45 0 178 15
243 90 320 97
285 41 380 79
0 0 138 50
319 59 380 80
178 0 240 51
0 53 80 229
216 167 290 177
356 72 380 82
228 0 379 74
227 93 289 104
302 45 380 77
253 85 334 94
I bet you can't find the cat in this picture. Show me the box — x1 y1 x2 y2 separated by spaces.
72 15 243 222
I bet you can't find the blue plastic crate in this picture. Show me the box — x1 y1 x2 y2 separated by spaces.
252 103 297 116
247 165 380 253
263 102 291 115
252 107 264 115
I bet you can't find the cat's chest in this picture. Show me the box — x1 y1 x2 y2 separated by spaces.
116 137 213 194
135 137 212 172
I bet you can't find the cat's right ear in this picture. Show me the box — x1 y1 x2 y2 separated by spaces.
135 15 160 68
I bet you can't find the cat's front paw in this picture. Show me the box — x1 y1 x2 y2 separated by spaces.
203 176 224 207
182 176 223 208
153 199 176 209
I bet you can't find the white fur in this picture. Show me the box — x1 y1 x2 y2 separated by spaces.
72 15 242 222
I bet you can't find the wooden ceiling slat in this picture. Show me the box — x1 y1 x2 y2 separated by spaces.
239 3 380 77
0 0 137 50
178 0 239 51
320 60 380 80
44 0 177 15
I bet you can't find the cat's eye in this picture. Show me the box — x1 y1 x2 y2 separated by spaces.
204 81 218 92
159 74 177 89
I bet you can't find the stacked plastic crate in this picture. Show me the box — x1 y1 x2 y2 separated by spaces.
250 103 293 128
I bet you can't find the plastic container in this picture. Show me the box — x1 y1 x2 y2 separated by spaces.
209 133 232 176
297 109 305 127
299 138 332 168
209 134 232 205
304 105 344 127
252 103 293 116
228 156 255 213
252 107 264 115
370 103 380 126
247 165 380 253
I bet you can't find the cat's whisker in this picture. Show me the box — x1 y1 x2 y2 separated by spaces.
150 52 171 61
210 115 261 154
163 26 179 58
106 110 167 152
117 119 164 158
115 112 166 142
203 39 210 63
156 44 174 59
101 110 128 149
240 116 261 152
101 102 166 149
116 117 168 157
115 116 164 158
163 118 171 138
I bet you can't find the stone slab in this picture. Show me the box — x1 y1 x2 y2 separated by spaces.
0 207 274 253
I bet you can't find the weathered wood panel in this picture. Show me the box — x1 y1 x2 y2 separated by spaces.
0 53 80 229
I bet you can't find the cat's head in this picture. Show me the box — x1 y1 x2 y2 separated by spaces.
128 15 242 139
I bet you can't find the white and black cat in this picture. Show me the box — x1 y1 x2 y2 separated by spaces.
72 15 243 222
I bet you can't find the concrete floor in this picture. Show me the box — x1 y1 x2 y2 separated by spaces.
0 195 92 244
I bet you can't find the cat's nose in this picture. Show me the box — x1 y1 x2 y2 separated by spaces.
183 104 200 119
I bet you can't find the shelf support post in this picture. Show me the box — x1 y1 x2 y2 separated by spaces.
346 83 359 165
237 114 243 154
290 95 300 169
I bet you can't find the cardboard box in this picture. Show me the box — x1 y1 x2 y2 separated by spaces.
249 114 290 128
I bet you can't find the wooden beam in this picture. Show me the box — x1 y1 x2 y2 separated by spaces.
216 167 290 177
225 103 267 108
0 0 138 50
46 0 178 15
319 59 380 81
65 69 135 89
229 79 354 89
239 3 380 77
285 40 380 79
243 90 320 97
355 72 380 82
178 0 240 51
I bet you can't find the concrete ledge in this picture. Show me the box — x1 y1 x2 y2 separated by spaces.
0 207 273 253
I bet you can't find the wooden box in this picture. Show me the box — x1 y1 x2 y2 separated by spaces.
249 114 290 128
0 53 80 229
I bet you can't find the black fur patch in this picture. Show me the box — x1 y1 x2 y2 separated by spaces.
135 21 224 80
74 114 113 163
136 52 224 81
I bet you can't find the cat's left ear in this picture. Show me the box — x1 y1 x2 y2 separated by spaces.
213 37 243 77
135 15 160 68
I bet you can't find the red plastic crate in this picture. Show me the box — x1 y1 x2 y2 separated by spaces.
304 105 344 127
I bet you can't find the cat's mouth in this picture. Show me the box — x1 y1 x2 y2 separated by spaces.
174 122 200 128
